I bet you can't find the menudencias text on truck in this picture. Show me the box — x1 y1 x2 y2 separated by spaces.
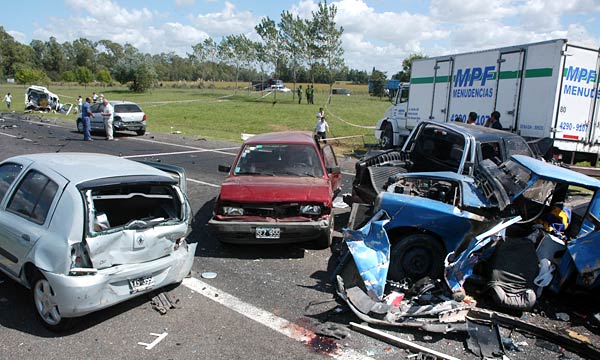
375 38 600 166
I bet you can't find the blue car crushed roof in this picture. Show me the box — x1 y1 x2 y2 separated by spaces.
334 154 600 330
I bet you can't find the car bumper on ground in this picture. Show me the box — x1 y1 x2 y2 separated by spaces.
42 242 197 318
208 217 331 244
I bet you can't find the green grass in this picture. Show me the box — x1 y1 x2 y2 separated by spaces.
0 83 389 151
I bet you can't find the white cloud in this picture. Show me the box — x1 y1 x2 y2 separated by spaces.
175 0 196 7
7 30 26 44
190 1 257 37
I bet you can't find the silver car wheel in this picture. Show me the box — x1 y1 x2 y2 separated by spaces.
33 278 62 326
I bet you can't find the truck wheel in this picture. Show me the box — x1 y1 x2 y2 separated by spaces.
388 233 445 282
31 272 72 331
380 123 393 149
315 215 334 249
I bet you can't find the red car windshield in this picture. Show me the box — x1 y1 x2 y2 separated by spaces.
234 144 324 178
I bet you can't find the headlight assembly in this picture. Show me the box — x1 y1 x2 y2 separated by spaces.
300 205 321 215
222 206 244 216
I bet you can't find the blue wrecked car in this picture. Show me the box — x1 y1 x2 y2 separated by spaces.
336 154 600 324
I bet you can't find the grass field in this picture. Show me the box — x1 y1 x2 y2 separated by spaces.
0 82 390 152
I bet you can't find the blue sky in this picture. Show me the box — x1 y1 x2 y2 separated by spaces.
2 0 600 75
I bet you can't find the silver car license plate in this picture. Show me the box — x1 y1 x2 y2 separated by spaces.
129 275 154 294
255 227 281 239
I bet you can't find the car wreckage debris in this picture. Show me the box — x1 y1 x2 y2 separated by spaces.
468 308 600 359
466 317 505 358
150 291 179 315
349 322 461 360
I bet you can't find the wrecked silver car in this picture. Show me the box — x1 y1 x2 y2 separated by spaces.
335 154 600 330
0 153 196 330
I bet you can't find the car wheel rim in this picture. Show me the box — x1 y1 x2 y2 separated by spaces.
402 247 430 277
77 122 84 133
34 279 61 326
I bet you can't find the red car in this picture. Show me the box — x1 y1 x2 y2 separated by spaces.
209 131 342 248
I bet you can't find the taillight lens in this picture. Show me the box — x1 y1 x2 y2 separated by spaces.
143 114 147 121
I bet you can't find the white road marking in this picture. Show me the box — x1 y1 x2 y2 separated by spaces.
17 118 239 156
187 177 220 188
122 148 238 159
0 131 33 142
131 137 238 156
182 277 373 360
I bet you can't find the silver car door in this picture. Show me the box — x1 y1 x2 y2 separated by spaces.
0 169 67 277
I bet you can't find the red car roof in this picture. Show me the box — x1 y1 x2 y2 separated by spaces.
245 131 316 145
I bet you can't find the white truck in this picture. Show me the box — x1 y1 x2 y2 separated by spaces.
375 39 600 165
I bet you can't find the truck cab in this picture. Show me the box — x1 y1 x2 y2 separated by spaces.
375 83 410 149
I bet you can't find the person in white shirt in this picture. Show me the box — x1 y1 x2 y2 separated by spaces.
100 99 116 141
4 93 12 109
314 108 329 143
77 95 83 113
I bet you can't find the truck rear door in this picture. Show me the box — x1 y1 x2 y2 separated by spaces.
430 59 453 122
494 50 525 131
555 44 600 144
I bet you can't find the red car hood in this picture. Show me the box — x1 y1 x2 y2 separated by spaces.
220 176 332 203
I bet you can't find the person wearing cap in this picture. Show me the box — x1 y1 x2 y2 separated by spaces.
100 98 116 141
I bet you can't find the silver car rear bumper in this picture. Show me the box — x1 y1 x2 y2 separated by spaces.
42 242 196 318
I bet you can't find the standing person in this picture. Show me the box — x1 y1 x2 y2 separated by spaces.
92 92 98 103
467 111 477 124
82 97 93 141
297 85 303 104
77 95 83 114
305 85 310 105
308 84 315 104
100 98 116 141
4 93 12 110
315 107 329 143
485 110 503 129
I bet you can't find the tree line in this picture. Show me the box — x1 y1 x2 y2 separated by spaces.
0 1 382 92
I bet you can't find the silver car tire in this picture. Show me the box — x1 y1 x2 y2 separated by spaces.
76 120 84 134
32 276 69 330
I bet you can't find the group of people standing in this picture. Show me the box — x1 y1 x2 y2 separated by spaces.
80 94 115 142
296 85 315 105
460 111 503 129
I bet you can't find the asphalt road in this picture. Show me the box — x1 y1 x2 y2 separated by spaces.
0 112 587 360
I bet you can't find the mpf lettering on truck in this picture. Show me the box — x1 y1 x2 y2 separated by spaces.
562 66 600 99
452 66 495 99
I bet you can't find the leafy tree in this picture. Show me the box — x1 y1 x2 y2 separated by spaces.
393 53 427 82
96 68 112 86
62 70 77 82
14 65 48 85
255 17 283 100
96 39 123 71
370 68 387 97
279 11 306 97
191 38 219 85
219 34 254 94
0 27 35 77
114 51 156 92
73 38 97 71
312 1 344 103
75 66 94 87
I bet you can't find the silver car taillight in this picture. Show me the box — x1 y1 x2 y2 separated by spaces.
69 242 94 275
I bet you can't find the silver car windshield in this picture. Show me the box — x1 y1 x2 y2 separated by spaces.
233 144 324 178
